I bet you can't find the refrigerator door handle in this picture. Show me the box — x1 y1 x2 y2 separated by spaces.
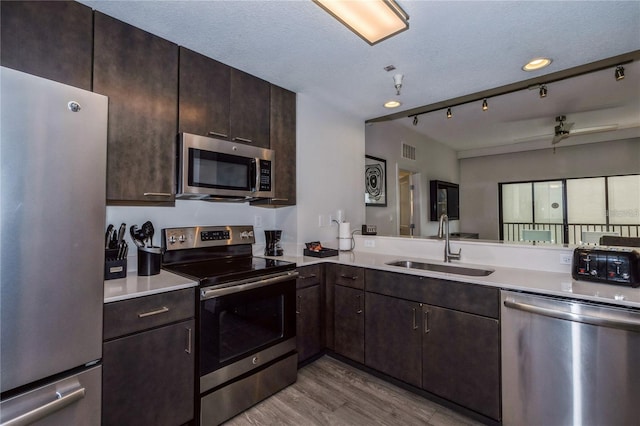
1 387 85 426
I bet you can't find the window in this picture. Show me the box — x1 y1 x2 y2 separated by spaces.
500 174 640 245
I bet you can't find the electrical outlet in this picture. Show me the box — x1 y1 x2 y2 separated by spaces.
254 215 262 228
363 239 375 248
318 214 324 227
560 254 572 265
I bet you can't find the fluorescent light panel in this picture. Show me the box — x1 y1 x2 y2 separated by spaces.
314 0 409 45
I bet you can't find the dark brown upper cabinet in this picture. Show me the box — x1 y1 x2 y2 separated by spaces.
252 84 297 207
0 0 93 90
93 12 179 205
179 48 270 149
179 47 231 139
230 69 270 148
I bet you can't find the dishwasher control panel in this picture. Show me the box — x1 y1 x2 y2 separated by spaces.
572 247 640 287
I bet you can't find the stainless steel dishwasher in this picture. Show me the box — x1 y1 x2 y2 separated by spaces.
501 290 640 426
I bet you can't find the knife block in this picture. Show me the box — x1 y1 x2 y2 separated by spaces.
104 248 127 280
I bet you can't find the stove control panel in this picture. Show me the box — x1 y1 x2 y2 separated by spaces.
162 225 255 250
572 246 640 287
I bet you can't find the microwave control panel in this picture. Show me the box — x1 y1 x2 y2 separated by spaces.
258 159 272 192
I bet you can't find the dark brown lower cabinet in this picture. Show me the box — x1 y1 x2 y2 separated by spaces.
422 305 500 420
103 319 195 426
333 284 364 363
296 284 322 363
365 292 422 388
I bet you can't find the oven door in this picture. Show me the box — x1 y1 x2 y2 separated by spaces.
199 272 297 393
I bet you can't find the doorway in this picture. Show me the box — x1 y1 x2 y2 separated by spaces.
398 169 420 236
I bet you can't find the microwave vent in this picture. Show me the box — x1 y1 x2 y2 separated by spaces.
402 142 416 160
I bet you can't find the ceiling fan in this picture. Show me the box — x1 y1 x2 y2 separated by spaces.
552 114 618 145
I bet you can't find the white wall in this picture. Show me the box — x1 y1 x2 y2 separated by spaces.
292 93 366 251
459 138 640 240
365 120 459 237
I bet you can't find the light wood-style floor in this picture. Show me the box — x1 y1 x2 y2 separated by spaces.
224 356 485 426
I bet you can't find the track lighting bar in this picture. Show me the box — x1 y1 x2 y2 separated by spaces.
369 51 638 125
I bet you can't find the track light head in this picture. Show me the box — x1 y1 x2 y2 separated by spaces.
615 66 625 81
539 85 547 98
482 98 488 111
446 108 452 119
412 115 418 126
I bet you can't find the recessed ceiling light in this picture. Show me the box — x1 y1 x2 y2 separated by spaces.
522 57 552 71
384 100 401 108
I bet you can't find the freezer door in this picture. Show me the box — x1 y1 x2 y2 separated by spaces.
0 365 101 426
0 67 108 392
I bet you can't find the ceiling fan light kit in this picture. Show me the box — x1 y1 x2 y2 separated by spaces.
313 0 409 45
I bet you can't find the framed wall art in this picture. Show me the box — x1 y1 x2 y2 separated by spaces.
365 155 387 207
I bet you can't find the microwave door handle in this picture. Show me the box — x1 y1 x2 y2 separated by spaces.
251 159 258 192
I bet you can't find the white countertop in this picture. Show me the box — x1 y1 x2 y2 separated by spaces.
274 251 640 310
104 270 198 303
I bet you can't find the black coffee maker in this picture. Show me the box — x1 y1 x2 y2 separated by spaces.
264 230 283 256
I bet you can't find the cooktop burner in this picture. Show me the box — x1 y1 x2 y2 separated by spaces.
161 225 296 287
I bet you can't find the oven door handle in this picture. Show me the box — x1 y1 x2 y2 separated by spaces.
200 271 299 300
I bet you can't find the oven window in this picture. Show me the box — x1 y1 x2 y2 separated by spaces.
219 295 283 362
200 280 295 376
189 148 253 191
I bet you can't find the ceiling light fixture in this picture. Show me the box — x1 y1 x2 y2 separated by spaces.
482 98 488 111
412 115 418 126
522 57 552 71
313 0 409 45
446 108 452 119
539 85 547 98
615 65 625 80
393 74 404 95
384 100 401 108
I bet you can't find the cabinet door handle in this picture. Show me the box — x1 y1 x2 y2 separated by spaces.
138 306 169 318
356 294 363 314
208 131 228 138
299 274 317 280
232 137 253 143
143 192 172 197
185 327 192 354
424 310 430 334
296 295 302 314
412 308 419 330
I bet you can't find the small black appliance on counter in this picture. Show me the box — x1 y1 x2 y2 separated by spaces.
572 246 640 287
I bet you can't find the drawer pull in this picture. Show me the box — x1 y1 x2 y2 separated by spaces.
340 274 358 281
0 386 85 426
300 274 317 280
138 306 169 318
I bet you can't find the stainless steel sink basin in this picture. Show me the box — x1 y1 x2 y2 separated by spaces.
386 260 494 276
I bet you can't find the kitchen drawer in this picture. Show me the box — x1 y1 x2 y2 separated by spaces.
331 264 365 289
365 269 499 319
296 264 322 289
104 288 195 340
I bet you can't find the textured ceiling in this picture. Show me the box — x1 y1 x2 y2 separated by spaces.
79 0 640 155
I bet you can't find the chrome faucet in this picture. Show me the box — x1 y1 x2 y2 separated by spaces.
438 214 461 263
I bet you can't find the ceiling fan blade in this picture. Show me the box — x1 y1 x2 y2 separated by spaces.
570 124 619 135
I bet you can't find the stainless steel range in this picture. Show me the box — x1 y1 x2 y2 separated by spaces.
161 225 298 426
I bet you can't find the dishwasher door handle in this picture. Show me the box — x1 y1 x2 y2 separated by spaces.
504 299 640 332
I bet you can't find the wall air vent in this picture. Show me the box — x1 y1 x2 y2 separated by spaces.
401 142 416 160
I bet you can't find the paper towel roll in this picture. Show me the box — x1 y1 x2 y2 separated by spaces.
339 222 351 250
339 222 351 238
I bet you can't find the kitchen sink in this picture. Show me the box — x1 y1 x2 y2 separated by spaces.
386 260 494 277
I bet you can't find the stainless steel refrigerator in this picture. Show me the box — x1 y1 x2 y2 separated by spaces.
1 67 107 425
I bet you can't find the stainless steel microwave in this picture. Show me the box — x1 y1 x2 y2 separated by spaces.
176 133 275 201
